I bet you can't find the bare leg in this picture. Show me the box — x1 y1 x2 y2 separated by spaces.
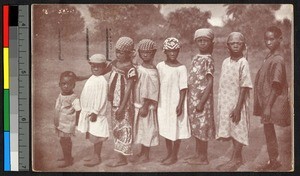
161 138 173 162
162 140 180 165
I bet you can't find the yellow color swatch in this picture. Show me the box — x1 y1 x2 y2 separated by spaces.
3 48 9 89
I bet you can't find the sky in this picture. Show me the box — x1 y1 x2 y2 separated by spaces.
160 4 293 27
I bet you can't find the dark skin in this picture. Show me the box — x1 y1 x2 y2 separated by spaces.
115 50 136 121
227 39 248 124
262 31 282 122
164 49 187 116
138 50 157 117
195 38 214 112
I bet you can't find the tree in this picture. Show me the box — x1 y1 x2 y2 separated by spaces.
167 7 212 42
223 4 286 47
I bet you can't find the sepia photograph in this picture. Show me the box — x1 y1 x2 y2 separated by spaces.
31 4 294 172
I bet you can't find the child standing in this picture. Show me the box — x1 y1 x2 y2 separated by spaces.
254 26 290 171
55 71 81 168
216 32 253 171
157 37 191 165
133 39 160 163
186 28 215 165
77 54 109 167
106 36 137 167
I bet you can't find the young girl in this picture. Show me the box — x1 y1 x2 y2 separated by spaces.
254 26 290 171
186 28 215 165
133 39 159 163
157 37 191 165
55 71 81 168
77 54 110 167
216 32 253 171
106 36 137 167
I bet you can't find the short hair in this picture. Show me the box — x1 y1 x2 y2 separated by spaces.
266 26 282 38
60 71 76 84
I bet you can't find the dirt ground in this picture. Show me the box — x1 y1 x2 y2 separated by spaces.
31 40 293 172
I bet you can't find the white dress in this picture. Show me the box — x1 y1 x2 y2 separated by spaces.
77 75 109 138
156 61 191 141
134 65 159 147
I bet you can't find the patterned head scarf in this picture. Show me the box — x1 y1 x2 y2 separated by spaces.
227 32 245 44
138 39 157 51
163 37 180 51
115 36 134 52
194 28 214 41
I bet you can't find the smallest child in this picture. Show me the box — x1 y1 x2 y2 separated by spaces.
54 71 81 168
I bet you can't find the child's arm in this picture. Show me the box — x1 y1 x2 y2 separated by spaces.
115 79 135 121
262 83 280 122
139 99 155 117
196 74 213 112
176 88 187 117
230 87 249 124
76 74 92 81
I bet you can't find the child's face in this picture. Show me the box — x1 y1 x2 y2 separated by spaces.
90 63 105 76
59 77 75 94
195 37 212 53
227 36 244 55
165 49 179 61
139 50 155 62
116 49 132 62
264 31 281 52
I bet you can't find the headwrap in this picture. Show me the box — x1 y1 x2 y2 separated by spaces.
138 39 157 51
227 32 245 44
194 28 214 41
227 32 248 60
89 54 106 64
163 37 180 51
115 36 134 52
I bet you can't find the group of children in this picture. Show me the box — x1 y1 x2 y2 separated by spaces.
54 26 290 171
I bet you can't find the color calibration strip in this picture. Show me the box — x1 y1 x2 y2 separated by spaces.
3 5 29 171
3 5 11 171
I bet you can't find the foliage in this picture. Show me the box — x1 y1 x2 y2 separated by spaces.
223 4 291 48
167 7 211 42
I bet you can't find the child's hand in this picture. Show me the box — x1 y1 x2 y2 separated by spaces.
230 108 241 125
139 106 149 118
196 103 204 113
89 113 97 122
176 105 183 117
262 106 271 122
115 109 125 122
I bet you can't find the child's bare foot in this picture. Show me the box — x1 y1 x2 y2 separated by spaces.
161 156 177 165
57 157 64 161
184 154 199 162
134 155 150 164
256 160 281 171
83 155 94 162
187 157 209 165
161 153 172 163
58 159 73 168
84 156 101 167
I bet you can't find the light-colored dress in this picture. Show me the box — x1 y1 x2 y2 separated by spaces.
133 65 159 147
157 61 191 141
188 54 215 141
216 57 253 146
77 75 109 138
108 60 137 155
55 93 81 137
